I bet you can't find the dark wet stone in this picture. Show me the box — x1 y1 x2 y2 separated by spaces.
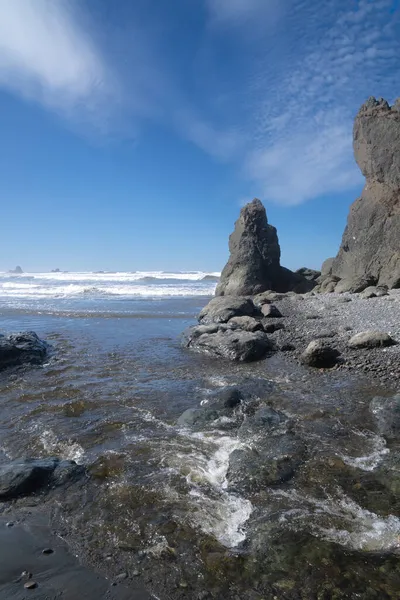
42 548 54 555
370 394 400 439
239 406 287 437
178 387 244 429
0 458 84 500
227 434 306 493
0 331 48 371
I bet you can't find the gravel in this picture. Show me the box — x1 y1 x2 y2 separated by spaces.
268 289 400 386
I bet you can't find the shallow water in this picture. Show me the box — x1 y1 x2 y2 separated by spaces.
1 277 400 598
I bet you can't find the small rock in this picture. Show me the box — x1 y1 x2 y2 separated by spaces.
261 304 282 318
115 573 128 581
179 580 189 589
42 548 54 555
348 331 397 349
24 581 38 590
132 570 140 577
300 340 340 368
6 521 14 527
262 321 285 334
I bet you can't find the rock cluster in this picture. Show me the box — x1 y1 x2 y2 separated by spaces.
318 97 400 292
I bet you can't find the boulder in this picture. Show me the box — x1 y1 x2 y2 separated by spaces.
321 257 334 277
331 98 400 289
261 304 282 318
215 199 316 296
360 285 389 299
335 276 375 294
198 296 255 324
370 394 400 440
348 331 397 349
300 340 340 368
227 434 306 493
185 326 273 362
228 316 263 332
177 387 243 429
0 332 48 371
0 458 83 500
261 321 285 334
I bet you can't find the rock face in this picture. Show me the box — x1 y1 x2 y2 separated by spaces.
215 199 315 296
0 331 48 371
331 97 400 289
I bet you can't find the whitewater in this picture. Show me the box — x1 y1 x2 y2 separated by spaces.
0 271 220 300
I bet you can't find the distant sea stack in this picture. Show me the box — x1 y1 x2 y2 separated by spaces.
216 199 317 296
9 266 23 274
324 97 400 291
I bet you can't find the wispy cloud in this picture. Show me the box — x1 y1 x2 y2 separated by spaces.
0 0 118 131
206 0 282 26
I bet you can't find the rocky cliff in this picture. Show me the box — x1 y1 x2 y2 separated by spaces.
330 97 400 289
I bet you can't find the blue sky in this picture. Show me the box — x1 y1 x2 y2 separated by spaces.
0 0 399 272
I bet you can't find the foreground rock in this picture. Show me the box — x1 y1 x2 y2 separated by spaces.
178 387 244 429
0 331 48 371
198 296 256 324
0 458 84 500
300 340 340 368
216 199 316 296
184 325 273 362
348 330 397 349
227 434 306 493
328 97 400 290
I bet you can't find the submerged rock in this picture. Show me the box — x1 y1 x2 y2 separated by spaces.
185 326 273 362
0 331 48 371
177 387 244 429
198 296 256 324
300 340 340 368
370 394 400 440
0 458 83 500
348 331 397 349
227 434 306 493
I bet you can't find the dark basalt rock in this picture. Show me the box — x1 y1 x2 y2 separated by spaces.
330 97 400 289
0 331 48 371
215 199 317 296
0 458 84 500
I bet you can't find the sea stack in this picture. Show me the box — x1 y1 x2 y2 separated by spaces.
216 198 315 296
329 97 400 290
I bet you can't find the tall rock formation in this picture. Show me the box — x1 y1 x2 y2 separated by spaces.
216 199 315 296
331 97 400 289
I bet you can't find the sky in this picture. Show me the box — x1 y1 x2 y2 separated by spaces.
0 0 399 273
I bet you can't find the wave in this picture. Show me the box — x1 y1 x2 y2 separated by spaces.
0 271 221 283
0 282 217 298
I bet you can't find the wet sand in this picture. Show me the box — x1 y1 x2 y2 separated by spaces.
0 514 151 600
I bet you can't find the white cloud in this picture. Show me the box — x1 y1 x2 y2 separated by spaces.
243 0 400 204
0 0 117 130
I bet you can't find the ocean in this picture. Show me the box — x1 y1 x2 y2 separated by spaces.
1 271 399 599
